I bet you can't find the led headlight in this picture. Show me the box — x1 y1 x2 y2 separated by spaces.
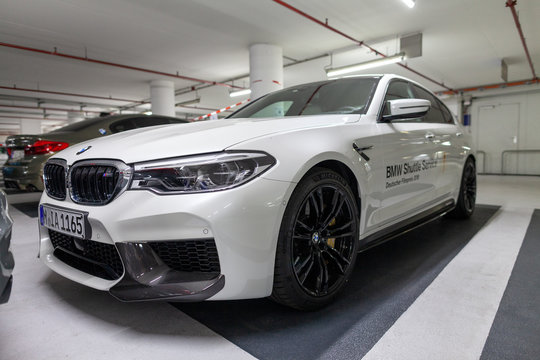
130 151 276 194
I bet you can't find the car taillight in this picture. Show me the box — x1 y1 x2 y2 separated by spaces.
25 140 69 155
7 148 12 156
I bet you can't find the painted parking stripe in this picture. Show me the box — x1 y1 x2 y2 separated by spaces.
175 206 499 360
361 207 533 360
480 209 540 360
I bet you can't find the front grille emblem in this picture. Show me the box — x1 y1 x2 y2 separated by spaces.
76 146 92 155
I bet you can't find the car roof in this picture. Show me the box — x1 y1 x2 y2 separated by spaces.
48 114 187 134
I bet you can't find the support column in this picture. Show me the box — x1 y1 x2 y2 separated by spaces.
150 80 175 117
20 119 41 134
249 44 283 100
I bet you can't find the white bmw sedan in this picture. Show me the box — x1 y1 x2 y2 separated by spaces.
38 74 476 310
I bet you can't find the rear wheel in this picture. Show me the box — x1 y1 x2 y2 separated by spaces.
271 168 359 310
449 158 476 219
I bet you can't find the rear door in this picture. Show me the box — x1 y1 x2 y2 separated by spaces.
410 84 463 201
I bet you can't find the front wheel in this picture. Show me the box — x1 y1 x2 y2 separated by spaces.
271 168 359 310
449 157 476 219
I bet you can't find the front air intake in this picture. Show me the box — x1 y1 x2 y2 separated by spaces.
69 160 132 205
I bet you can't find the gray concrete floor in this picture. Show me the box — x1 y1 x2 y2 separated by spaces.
1 175 539 360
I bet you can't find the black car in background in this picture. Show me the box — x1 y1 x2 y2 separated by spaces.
3 114 189 191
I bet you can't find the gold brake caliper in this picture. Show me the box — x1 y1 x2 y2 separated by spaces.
327 218 336 248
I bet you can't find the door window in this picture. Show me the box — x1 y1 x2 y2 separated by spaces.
411 85 447 123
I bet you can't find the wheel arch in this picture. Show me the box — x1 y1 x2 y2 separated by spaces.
303 159 362 216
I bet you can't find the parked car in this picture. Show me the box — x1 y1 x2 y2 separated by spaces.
0 145 8 166
3 114 189 191
38 75 476 310
0 189 14 304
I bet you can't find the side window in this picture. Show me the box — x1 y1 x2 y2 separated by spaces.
131 117 172 128
439 101 455 124
382 81 414 117
109 119 135 134
411 85 446 123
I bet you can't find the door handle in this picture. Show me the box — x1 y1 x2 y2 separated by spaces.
425 132 435 140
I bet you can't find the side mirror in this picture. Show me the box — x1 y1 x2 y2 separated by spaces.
382 98 431 121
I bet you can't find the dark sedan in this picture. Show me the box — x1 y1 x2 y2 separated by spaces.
3 114 189 191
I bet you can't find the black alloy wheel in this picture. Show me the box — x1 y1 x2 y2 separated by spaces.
449 158 476 219
272 168 359 310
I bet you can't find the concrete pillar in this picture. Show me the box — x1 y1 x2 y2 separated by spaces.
67 111 84 124
150 80 175 116
20 119 41 135
249 44 283 100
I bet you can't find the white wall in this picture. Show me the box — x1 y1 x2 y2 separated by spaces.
469 90 540 175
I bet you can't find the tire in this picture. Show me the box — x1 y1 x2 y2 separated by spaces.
449 157 476 219
271 168 359 310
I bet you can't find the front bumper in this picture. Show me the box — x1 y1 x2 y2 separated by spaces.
111 242 224 301
39 176 293 301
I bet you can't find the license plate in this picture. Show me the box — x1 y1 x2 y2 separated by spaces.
11 150 24 161
40 205 88 240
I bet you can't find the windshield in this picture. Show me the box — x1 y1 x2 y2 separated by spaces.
228 77 380 119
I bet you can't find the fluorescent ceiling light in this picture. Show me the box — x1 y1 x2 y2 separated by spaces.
175 98 200 107
401 0 415 8
229 89 251 98
325 53 406 77
143 111 152 115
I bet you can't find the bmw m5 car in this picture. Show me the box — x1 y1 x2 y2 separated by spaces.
3 114 188 192
38 75 476 310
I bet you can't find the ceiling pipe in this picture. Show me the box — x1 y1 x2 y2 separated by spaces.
0 85 143 104
272 0 455 92
119 53 332 111
437 78 539 96
0 115 67 122
0 104 102 114
0 41 243 89
505 0 537 80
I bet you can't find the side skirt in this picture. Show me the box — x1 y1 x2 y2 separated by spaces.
359 199 456 252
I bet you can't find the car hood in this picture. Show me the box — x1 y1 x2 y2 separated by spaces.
54 115 358 164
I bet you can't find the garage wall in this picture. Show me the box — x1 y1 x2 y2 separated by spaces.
469 90 540 175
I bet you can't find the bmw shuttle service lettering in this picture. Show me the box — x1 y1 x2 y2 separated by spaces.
38 75 476 310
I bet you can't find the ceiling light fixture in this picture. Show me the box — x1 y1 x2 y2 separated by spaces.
401 0 415 8
325 53 406 78
229 89 251 98
175 98 201 107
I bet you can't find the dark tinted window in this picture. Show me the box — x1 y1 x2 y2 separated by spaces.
132 117 174 128
439 101 455 124
411 85 446 123
109 119 136 133
110 116 188 134
228 77 380 119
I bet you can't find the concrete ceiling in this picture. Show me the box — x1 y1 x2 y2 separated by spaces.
0 0 538 132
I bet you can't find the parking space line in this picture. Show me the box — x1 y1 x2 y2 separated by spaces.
361 207 533 360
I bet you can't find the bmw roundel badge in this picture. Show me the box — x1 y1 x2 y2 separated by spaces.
76 145 92 155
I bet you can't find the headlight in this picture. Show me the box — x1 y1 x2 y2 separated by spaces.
130 151 276 194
